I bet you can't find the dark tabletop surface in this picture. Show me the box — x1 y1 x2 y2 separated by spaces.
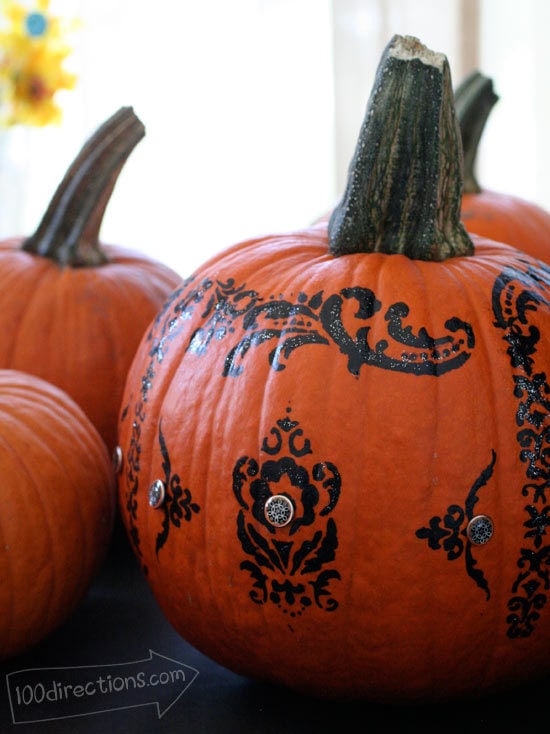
0 521 547 734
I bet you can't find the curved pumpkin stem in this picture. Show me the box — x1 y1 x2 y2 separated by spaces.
328 35 473 261
454 70 499 195
22 107 145 267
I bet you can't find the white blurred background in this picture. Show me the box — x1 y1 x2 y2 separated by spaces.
1 0 548 278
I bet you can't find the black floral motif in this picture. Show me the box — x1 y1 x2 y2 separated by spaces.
119 275 202 562
416 451 497 599
155 420 200 555
492 260 550 637
233 409 341 616
507 545 550 638
120 401 147 572
415 259 550 638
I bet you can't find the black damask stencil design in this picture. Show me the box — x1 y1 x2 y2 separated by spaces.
415 259 550 638
416 450 497 599
155 420 200 555
142 275 475 381
119 275 202 565
233 409 341 616
492 260 550 638
120 403 146 570
119 266 475 568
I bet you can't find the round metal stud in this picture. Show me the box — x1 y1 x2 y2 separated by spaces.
112 446 123 474
148 479 166 509
264 494 294 528
466 514 494 545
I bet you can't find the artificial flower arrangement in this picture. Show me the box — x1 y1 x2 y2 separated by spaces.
0 0 77 127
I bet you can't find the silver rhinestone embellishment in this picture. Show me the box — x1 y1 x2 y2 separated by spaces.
112 446 123 474
466 514 494 545
264 495 294 528
148 479 166 509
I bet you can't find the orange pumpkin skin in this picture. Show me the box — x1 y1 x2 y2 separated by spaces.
0 370 116 661
0 237 182 453
462 190 550 265
117 224 550 702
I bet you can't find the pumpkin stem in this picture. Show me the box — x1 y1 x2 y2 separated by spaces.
328 35 474 261
454 70 499 194
22 107 145 267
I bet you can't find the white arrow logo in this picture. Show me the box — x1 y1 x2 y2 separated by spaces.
6 650 199 724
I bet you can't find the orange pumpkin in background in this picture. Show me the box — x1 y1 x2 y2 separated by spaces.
456 70 550 263
0 370 115 661
116 36 550 702
0 108 182 452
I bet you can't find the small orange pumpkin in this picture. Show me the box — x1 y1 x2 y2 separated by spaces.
0 369 115 661
456 70 550 263
116 36 550 702
0 108 182 452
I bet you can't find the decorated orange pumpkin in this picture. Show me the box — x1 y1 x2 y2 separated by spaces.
116 36 550 702
456 70 550 263
0 370 115 661
0 107 182 452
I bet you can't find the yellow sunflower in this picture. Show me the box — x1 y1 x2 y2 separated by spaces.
0 0 78 126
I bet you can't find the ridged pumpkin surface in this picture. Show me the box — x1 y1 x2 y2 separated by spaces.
0 238 182 452
461 190 550 264
0 370 116 661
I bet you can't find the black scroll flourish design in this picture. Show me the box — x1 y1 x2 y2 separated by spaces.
233 409 341 616
188 279 264 358
222 292 329 376
128 273 475 382
492 260 550 638
319 290 475 376
139 277 209 404
142 276 263 402
221 285 474 377
416 450 497 600
122 410 145 567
